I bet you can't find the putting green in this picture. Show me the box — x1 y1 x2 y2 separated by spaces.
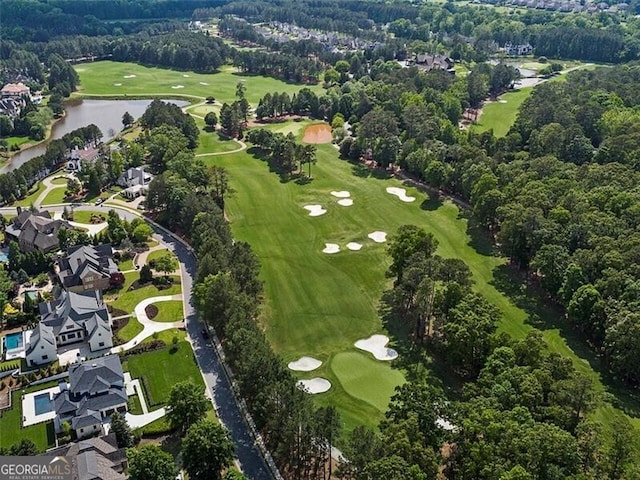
74 61 324 105
330 351 405 413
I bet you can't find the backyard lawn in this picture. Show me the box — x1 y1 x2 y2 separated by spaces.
126 340 204 406
0 389 56 452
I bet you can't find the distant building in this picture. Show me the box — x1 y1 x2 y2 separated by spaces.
46 433 128 480
503 43 533 55
58 244 123 293
410 54 455 73
0 82 30 98
67 146 101 172
117 166 154 199
5 207 72 253
53 355 127 439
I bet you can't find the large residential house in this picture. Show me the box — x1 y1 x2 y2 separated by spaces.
46 433 128 480
409 54 455 73
25 322 57 366
117 166 154 199
5 207 72 253
53 355 127 439
67 146 102 172
38 289 113 352
1 82 31 98
58 244 123 293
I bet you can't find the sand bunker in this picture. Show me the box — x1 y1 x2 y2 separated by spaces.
288 356 322 371
338 199 353 206
498 99 507 103
331 191 351 198
302 124 332 144
355 334 398 361
322 243 340 254
199 82 209 85
297 378 332 394
368 231 387 243
386 187 416 202
171 85 185 89
183 74 190 77
303 205 326 217
113 83 122 86
123 75 136 79
347 242 362 251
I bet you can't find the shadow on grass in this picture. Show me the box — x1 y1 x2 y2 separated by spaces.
420 195 443 211
491 264 640 417
378 289 464 398
46 421 56 448
349 161 392 180
456 209 497 257
246 146 295 183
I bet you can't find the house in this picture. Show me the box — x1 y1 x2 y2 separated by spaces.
5 207 72 253
0 97 25 120
122 184 148 199
58 244 123 293
46 433 128 480
413 54 455 73
53 355 127 439
0 82 31 98
67 146 101 172
117 166 153 188
504 42 534 55
25 322 57 367
39 289 113 353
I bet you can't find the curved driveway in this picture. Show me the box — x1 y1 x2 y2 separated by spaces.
1 203 273 480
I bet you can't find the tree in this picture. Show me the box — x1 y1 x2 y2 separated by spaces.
166 381 209 435
154 252 178 278
9 439 39 455
131 223 153 243
127 445 177 480
110 411 134 448
204 111 218 130
139 264 153 284
182 420 235 480
210 165 234 210
65 178 81 198
122 111 134 129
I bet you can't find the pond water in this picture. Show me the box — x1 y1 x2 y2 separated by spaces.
2 98 189 173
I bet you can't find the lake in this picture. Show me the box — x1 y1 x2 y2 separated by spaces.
2 98 189 173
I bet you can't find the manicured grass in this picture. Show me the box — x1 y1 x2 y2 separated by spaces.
74 61 324 106
4 135 32 149
126 341 204 406
210 123 640 436
118 257 134 271
143 328 187 346
15 181 47 207
117 316 144 342
0 389 56 452
146 248 170 264
128 394 143 414
149 300 184 323
50 177 69 185
41 187 68 205
71 210 106 224
471 87 533 137
108 278 181 313
196 129 241 155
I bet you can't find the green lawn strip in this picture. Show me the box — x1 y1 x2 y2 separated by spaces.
5 135 32 149
142 328 187 346
125 340 203 406
211 133 639 435
108 277 181 313
74 61 324 106
0 389 56 452
146 248 170 264
118 258 134 271
128 394 143 414
70 210 106 224
471 87 533 137
15 181 47 207
40 187 67 205
50 177 68 185
117 316 144 342
148 300 183 323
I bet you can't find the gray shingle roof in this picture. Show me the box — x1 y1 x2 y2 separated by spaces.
71 409 102 430
58 244 119 289
39 290 111 341
25 322 56 356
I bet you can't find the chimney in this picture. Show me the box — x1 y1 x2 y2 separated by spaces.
16 206 22 215
77 258 82 267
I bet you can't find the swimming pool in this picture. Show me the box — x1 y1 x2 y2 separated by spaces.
3 332 24 350
0 252 8 263
34 393 53 416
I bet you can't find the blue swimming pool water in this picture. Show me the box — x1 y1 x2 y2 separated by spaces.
34 393 52 416
4 332 23 350
0 252 8 263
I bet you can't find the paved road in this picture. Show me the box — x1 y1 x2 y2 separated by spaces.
1 204 273 480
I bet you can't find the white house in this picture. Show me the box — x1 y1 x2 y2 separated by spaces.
25 323 57 367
